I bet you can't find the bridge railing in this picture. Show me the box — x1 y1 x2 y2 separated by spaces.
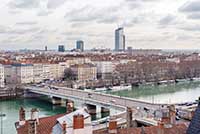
24 85 167 110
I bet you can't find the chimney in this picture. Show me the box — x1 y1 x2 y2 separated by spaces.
157 106 174 133
31 108 39 125
141 126 146 134
66 100 74 114
168 105 176 125
109 117 117 134
28 119 37 134
160 108 170 125
62 121 67 134
19 107 26 126
73 114 84 129
157 121 164 134
126 107 133 128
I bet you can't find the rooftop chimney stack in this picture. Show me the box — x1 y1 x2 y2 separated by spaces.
28 119 37 134
126 107 133 128
157 121 164 134
109 117 117 134
66 100 74 114
62 121 67 134
160 108 170 125
73 114 84 129
168 105 176 125
19 107 26 126
31 108 39 125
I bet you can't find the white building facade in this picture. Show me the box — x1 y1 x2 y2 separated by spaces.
0 64 4 87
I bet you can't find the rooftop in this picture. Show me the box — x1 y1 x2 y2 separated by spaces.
16 113 65 134
187 102 200 134
94 123 188 134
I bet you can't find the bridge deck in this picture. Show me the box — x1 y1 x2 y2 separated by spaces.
23 85 167 111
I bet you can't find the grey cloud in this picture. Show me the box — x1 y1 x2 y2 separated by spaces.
141 0 160 2
33 35 46 41
65 6 100 22
8 10 21 15
123 16 145 27
65 6 120 24
38 29 57 34
9 27 40 34
0 26 9 34
97 15 119 24
179 1 200 20
180 24 200 32
37 10 52 16
0 35 27 47
176 35 194 41
8 0 41 9
179 0 200 12
126 0 142 9
47 0 67 9
187 13 200 20
126 0 160 3
1 37 21 44
0 26 40 35
70 22 88 28
125 0 160 9
159 15 177 25
16 21 38 26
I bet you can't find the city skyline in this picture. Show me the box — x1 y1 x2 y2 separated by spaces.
0 0 200 50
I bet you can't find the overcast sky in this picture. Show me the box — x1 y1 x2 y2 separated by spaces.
0 0 200 50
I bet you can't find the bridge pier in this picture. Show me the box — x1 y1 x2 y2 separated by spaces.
52 97 62 105
86 104 97 115
101 107 110 118
66 100 74 114
101 107 110 113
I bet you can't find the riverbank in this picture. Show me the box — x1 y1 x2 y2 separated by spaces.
91 77 200 93
0 87 24 100
107 80 200 104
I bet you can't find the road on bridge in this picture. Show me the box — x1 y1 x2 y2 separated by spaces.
23 85 165 111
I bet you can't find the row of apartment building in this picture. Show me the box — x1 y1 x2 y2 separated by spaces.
0 56 133 87
4 63 68 84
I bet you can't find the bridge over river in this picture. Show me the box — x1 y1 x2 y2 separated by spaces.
22 85 168 111
21 85 169 129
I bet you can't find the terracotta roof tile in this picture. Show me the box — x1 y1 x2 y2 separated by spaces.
94 124 187 134
16 113 65 134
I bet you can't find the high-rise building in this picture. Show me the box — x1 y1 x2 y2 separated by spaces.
76 40 84 52
115 27 125 51
45 46 47 51
58 45 65 52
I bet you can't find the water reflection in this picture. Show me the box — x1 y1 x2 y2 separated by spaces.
108 81 200 104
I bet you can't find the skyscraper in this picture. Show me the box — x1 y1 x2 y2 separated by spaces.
58 45 65 52
45 46 47 51
76 40 84 52
115 27 125 51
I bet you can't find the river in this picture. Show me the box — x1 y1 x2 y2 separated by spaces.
1 81 200 134
0 98 66 134
0 97 109 134
108 81 200 104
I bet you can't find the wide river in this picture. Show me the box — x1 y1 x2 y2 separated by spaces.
1 80 200 134
108 80 200 104
0 97 109 134
0 98 66 134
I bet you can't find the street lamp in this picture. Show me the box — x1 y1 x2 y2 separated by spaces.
0 113 6 134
